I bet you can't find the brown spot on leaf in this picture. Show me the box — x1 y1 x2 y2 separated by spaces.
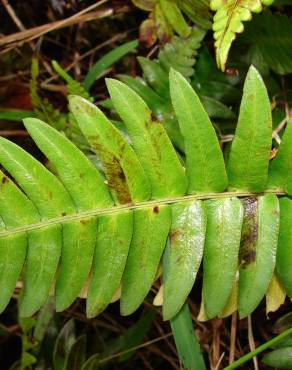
153 206 159 214
1 176 9 184
61 212 67 217
170 229 181 243
87 135 132 205
239 197 258 267
151 112 158 122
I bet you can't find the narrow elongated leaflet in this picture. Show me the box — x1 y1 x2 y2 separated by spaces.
106 79 187 198
269 119 292 195
276 197 292 296
68 96 151 203
170 303 206 370
163 200 207 320
22 225 62 316
0 170 38 312
0 138 75 316
169 68 228 193
138 57 169 97
24 119 113 311
227 66 272 192
84 39 138 91
239 194 279 318
86 211 133 317
121 205 171 315
159 0 191 37
24 118 113 209
203 197 243 318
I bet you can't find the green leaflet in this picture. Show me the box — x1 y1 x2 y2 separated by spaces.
86 211 133 318
169 68 228 193
56 218 97 312
262 347 292 369
0 170 37 313
276 197 292 297
121 205 171 315
0 138 74 316
24 118 113 209
21 226 62 317
0 138 75 217
23 118 113 311
227 65 272 192
170 303 206 370
106 78 187 198
159 0 191 37
163 201 207 320
68 96 151 203
0 234 26 313
269 119 292 195
202 197 243 319
238 194 279 318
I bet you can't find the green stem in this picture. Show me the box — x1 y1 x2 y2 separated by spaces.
224 327 292 370
0 189 285 237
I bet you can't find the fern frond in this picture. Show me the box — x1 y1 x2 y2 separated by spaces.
52 61 93 101
1 66 291 324
158 28 206 77
30 58 66 130
211 0 273 71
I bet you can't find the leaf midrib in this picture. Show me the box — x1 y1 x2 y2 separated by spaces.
0 190 284 237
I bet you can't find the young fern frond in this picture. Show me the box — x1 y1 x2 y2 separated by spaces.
52 60 93 101
30 58 66 130
211 0 273 71
0 65 291 324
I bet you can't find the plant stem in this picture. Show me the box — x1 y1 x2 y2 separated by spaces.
224 327 292 369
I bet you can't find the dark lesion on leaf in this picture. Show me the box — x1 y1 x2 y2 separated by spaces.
239 197 258 268
153 205 159 214
150 112 158 122
87 135 132 205
1 176 9 184
170 229 181 243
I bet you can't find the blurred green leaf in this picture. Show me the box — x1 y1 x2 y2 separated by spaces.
53 319 76 370
64 335 86 370
241 12 292 75
0 110 35 121
81 354 100 370
170 303 206 370
102 310 156 362
84 40 138 91
262 347 292 369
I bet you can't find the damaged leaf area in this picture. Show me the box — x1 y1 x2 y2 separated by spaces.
239 197 258 267
239 194 279 318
